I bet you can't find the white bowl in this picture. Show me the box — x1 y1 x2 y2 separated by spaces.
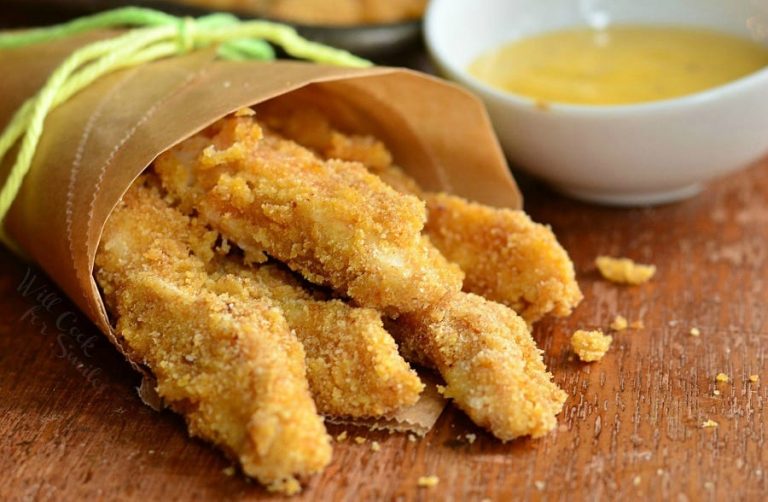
425 0 768 205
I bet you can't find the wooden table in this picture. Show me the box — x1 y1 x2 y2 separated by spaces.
2 8 767 502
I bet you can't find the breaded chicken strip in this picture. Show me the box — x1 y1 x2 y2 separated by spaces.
102 176 423 418
388 292 567 440
423 193 582 323
212 260 425 417
152 112 566 439
259 104 581 323
154 114 464 315
95 179 331 494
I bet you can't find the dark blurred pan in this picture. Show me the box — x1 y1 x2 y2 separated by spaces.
8 0 423 58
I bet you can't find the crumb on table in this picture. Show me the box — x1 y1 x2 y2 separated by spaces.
702 419 719 428
690 327 701 337
595 256 656 285
370 441 380 452
336 431 348 442
571 329 613 362
610 315 628 331
749 374 759 383
417 475 440 488
716 373 730 383
354 436 366 445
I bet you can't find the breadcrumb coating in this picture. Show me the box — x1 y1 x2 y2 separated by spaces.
95 179 331 492
154 115 463 315
390 292 567 440
595 256 656 285
571 330 612 362
212 260 424 417
424 193 583 323
153 109 567 441
260 103 582 323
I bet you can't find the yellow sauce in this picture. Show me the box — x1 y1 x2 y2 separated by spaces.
469 25 768 106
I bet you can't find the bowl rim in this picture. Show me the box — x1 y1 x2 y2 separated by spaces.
424 0 768 115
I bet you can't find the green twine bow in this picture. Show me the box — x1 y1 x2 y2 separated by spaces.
0 7 371 254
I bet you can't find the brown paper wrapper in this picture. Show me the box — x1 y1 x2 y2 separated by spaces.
0 31 520 433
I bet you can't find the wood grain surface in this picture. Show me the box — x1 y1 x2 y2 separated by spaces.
1 8 767 502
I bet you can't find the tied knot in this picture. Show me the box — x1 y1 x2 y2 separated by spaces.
177 17 196 53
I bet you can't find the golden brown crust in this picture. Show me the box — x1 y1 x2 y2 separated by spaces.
424 193 583 323
258 103 582 323
95 179 331 492
154 115 464 316
390 292 567 440
144 107 570 443
213 260 425 417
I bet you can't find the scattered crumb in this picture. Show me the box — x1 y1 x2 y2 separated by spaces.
595 256 656 285
690 327 701 337
749 374 759 383
704 481 715 491
702 419 719 428
466 433 477 444
370 441 380 452
408 434 417 443
713 389 721 396
417 475 439 488
222 466 235 476
336 431 348 442
571 329 613 362
633 475 641 486
148 450 155 455
610 315 628 331
657 468 664 476
354 436 366 445
436 384 446 395
716 373 730 383
630 320 644 329
534 480 546 491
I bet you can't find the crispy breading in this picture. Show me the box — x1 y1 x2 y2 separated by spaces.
154 115 464 315
259 102 394 171
213 260 425 417
154 111 567 440
259 104 581 323
389 292 567 440
95 179 331 493
424 193 582 323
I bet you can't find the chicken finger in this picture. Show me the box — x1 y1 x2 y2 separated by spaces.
258 104 581 323
212 259 425 417
95 178 331 494
389 292 567 440
154 114 464 315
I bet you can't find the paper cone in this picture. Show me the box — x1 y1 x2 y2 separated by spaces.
0 30 520 432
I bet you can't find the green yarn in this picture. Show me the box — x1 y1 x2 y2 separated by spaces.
0 7 371 253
